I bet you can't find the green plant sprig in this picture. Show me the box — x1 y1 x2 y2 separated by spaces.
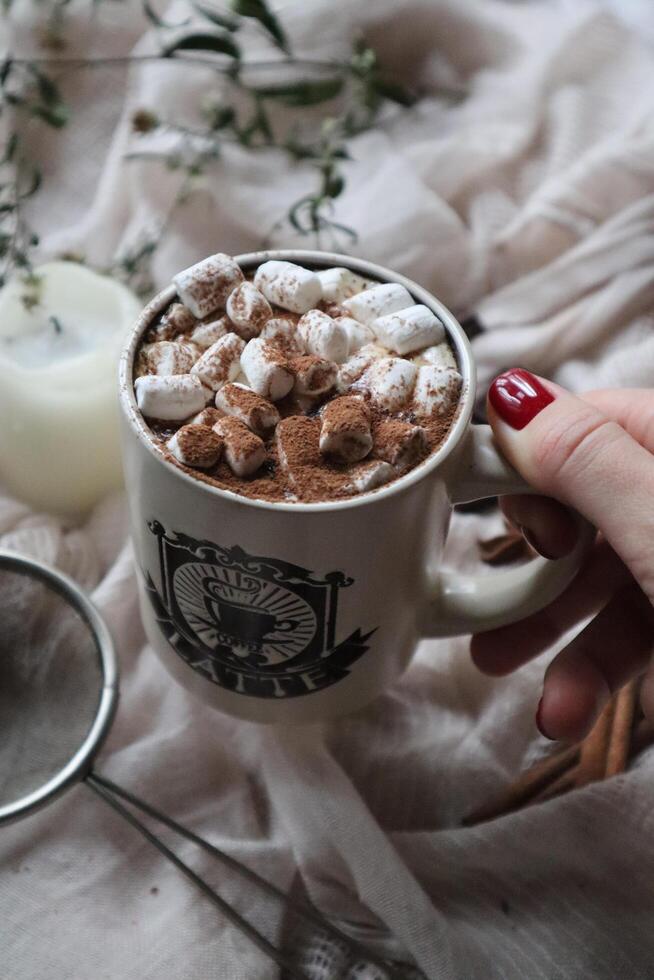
0 132 43 306
0 0 420 297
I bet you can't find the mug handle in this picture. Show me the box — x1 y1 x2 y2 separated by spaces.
421 425 595 638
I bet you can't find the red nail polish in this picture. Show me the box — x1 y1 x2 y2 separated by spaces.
535 698 554 740
488 369 554 430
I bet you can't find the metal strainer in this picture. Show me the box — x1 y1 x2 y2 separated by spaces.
0 549 408 980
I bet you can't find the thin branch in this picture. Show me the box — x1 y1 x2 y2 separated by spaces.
10 54 345 72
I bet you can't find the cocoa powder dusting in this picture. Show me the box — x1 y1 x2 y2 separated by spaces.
222 383 264 414
215 417 262 461
289 354 320 376
175 424 223 467
144 270 463 502
193 407 223 428
372 417 426 466
148 303 196 342
322 395 370 435
275 416 355 501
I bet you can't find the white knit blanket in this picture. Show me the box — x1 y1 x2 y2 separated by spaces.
2 2 654 978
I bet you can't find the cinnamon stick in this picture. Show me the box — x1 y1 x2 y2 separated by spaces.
577 698 615 786
605 680 638 777
463 689 654 827
462 744 579 826
531 770 578 804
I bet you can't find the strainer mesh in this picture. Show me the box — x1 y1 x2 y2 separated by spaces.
0 567 101 807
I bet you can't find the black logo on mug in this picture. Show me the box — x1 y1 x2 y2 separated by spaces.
143 521 375 699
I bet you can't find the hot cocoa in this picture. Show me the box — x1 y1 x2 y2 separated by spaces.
133 254 462 503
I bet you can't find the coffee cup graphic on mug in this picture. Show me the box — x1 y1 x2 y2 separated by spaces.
119 250 592 724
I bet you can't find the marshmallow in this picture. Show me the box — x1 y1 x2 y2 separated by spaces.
173 253 244 318
342 283 414 326
191 407 223 428
373 305 444 355
226 282 272 339
372 418 427 468
153 303 196 340
316 267 370 304
240 337 295 401
215 382 280 436
135 374 209 421
319 395 372 463
297 310 348 364
167 424 223 469
358 357 417 411
344 460 395 494
275 416 324 495
412 365 462 418
191 333 245 391
291 355 338 397
335 316 376 355
190 316 229 350
142 340 197 376
420 341 458 371
260 316 305 353
254 260 322 314
213 417 266 477
336 343 386 392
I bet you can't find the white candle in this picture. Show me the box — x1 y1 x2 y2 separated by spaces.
0 261 141 518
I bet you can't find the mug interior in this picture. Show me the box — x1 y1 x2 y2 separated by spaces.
118 249 476 513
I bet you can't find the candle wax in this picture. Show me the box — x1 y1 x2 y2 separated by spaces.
0 262 141 518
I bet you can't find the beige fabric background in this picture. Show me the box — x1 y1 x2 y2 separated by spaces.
2 1 654 977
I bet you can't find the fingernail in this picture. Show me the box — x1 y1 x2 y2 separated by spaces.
488 368 554 430
535 697 554 740
518 524 559 561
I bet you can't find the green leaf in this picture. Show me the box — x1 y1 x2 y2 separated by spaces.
230 0 289 53
31 102 70 128
26 65 70 127
251 76 343 106
163 31 241 58
193 2 239 30
20 169 42 198
28 66 62 106
350 42 377 77
143 0 191 27
205 104 236 130
1 132 18 164
0 57 12 85
325 174 344 198
373 78 417 107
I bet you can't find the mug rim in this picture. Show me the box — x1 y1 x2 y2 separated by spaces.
118 249 476 513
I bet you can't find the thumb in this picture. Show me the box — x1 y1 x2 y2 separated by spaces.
487 369 654 602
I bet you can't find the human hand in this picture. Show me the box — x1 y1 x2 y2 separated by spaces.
470 369 654 742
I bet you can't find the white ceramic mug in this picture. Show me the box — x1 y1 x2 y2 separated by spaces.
119 250 591 724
